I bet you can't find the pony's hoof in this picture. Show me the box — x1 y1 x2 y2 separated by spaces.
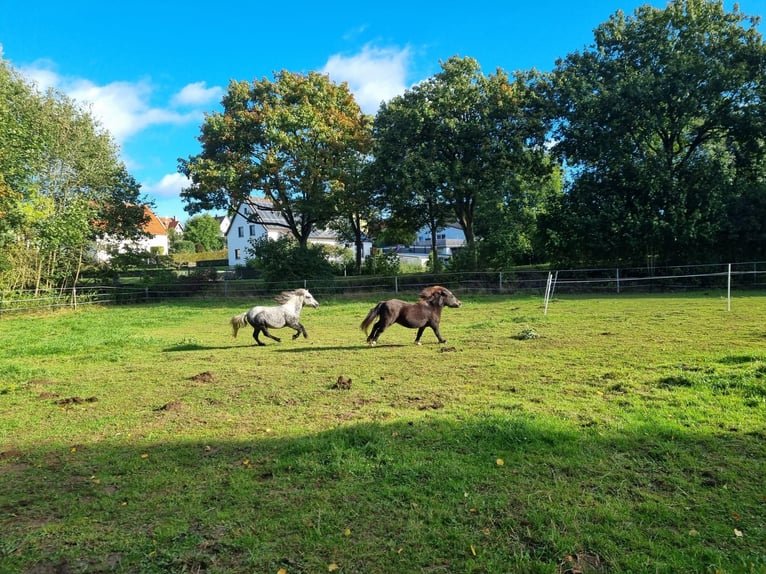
415 341 422 346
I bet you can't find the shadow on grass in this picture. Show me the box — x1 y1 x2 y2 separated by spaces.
2 414 764 574
163 343 243 352
274 344 408 353
163 342 412 353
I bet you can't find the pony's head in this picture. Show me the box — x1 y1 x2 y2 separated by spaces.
275 289 319 308
420 285 461 309
297 288 319 308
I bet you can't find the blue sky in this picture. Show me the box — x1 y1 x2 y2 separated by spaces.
1 0 762 220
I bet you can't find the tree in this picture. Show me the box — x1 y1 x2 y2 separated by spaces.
372 56 550 270
0 58 148 291
466 159 563 270
328 141 376 275
543 0 766 266
245 236 335 283
179 71 371 250
183 214 224 251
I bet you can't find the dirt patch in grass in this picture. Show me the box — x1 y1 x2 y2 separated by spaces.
155 401 185 412
53 396 98 405
558 551 606 574
190 371 216 383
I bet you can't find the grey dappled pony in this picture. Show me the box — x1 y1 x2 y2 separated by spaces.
360 285 461 346
230 288 319 346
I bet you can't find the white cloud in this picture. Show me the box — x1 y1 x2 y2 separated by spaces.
172 81 223 107
17 62 217 144
141 172 190 199
322 45 410 115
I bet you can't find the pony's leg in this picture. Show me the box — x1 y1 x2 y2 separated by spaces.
291 323 308 340
414 327 426 345
260 326 282 343
367 319 385 345
430 324 447 344
252 328 266 346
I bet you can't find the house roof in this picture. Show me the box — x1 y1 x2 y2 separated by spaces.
158 216 183 231
143 207 167 236
229 196 338 241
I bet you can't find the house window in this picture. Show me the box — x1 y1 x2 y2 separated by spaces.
249 225 257 236
235 249 241 260
237 226 244 238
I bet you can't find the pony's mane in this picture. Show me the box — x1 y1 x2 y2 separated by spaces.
274 289 307 304
419 285 444 299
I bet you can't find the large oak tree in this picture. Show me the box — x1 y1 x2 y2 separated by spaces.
542 0 766 266
372 56 550 270
179 71 371 250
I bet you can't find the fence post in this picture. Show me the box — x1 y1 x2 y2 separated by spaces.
616 268 620 294
72 287 77 310
395 276 399 294
727 263 731 312
543 272 553 315
499 272 503 293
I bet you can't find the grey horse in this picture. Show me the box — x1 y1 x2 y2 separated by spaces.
230 288 319 346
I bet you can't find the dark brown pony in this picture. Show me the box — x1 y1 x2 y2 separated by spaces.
360 285 462 345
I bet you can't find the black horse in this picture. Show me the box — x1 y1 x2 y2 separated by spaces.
360 285 461 345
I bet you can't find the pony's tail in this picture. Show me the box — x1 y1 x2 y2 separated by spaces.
360 302 383 335
230 312 249 338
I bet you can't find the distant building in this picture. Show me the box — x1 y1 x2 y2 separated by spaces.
215 214 231 236
226 196 369 268
414 223 466 251
158 216 184 235
94 206 171 262
385 223 466 267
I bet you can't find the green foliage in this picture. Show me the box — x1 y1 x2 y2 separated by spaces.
246 235 336 283
362 250 401 275
182 214 225 251
171 239 196 254
180 71 371 248
0 58 149 291
372 56 553 271
542 0 766 266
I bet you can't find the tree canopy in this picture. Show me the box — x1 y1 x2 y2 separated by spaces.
372 56 553 270
183 214 224 252
0 58 148 290
542 0 766 266
179 70 371 249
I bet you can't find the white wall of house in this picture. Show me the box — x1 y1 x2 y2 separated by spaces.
414 223 466 248
94 233 170 263
227 196 375 268
227 217 286 267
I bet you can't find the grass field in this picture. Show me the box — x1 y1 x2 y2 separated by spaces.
1 290 765 573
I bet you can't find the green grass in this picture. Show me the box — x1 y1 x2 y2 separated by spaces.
1 292 765 573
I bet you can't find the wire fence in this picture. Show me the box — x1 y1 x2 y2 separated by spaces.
2 262 765 315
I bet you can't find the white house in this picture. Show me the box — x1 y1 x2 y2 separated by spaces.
386 223 466 267
226 196 369 268
414 222 466 251
215 214 231 236
94 205 170 263
226 197 291 267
